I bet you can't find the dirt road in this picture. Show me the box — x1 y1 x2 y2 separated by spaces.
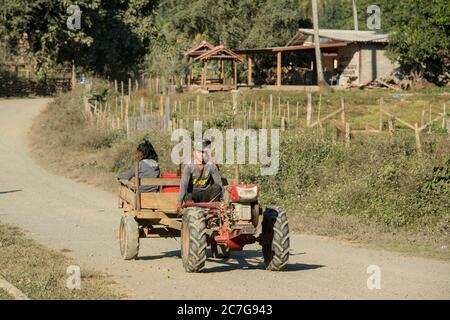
0 98 449 299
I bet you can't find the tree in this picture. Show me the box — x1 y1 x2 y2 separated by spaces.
311 0 329 89
0 0 155 79
386 0 450 85
352 0 358 30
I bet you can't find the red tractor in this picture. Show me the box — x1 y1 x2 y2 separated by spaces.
181 183 290 272
117 162 289 272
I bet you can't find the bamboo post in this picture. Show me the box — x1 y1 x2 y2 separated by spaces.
345 123 351 147
415 123 422 154
306 93 312 127
128 78 132 99
278 96 281 117
287 101 290 128
379 97 384 132
197 97 200 120
164 96 171 132
140 97 145 122
269 94 273 127
421 108 426 128
317 94 323 140
442 104 447 129
388 116 395 136
428 104 432 134
125 96 130 139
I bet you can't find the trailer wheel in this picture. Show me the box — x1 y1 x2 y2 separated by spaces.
181 208 207 272
119 214 140 260
262 207 289 271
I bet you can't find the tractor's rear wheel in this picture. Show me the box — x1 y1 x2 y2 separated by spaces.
119 214 140 260
181 208 207 272
262 207 289 271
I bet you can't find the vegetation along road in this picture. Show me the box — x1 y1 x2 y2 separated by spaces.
0 98 449 299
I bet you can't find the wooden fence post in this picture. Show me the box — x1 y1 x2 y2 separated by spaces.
160 95 164 117
415 123 422 154
269 94 273 127
442 104 447 129
345 123 351 147
341 97 346 123
287 101 290 128
278 96 281 117
306 93 312 127
379 97 384 132
128 78 132 99
125 96 130 139
140 97 145 122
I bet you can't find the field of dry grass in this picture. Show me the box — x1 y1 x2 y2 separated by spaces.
0 223 122 300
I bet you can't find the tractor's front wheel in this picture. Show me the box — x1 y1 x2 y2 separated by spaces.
119 214 140 260
262 207 289 271
181 208 207 272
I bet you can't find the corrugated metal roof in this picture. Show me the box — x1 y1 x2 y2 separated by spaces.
287 29 389 46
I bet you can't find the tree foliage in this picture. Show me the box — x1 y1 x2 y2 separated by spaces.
1 0 448 83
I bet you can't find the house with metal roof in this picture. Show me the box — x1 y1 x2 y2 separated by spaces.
236 29 397 88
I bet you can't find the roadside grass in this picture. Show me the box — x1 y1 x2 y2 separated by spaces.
0 223 123 300
28 84 450 261
0 289 12 300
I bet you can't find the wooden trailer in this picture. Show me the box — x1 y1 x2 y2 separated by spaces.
117 161 182 259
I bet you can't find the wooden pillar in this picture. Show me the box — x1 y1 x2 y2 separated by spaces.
221 59 225 83
277 52 282 87
188 66 192 86
247 56 253 86
201 61 205 87
204 60 208 87
234 60 238 89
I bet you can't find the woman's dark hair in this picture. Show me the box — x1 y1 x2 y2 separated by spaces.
137 139 158 161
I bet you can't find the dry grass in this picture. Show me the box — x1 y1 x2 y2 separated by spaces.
0 223 123 300
0 289 12 300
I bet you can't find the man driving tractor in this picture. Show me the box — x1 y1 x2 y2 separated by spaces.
176 141 223 214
